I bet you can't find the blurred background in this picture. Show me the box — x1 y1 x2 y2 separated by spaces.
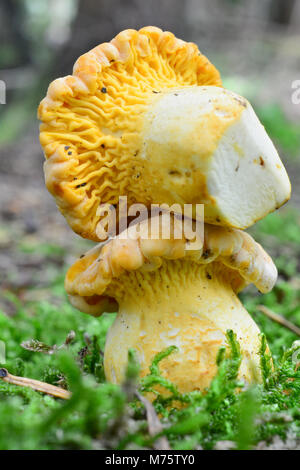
0 0 299 312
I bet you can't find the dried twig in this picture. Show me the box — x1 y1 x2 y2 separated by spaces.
258 305 300 337
135 391 170 450
0 368 71 400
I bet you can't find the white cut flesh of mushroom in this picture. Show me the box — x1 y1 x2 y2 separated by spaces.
141 86 291 229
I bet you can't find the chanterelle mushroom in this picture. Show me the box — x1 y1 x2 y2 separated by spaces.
38 27 290 240
39 27 291 398
65 215 277 393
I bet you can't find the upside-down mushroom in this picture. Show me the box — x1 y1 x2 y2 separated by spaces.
65 215 277 393
38 27 290 240
39 27 291 397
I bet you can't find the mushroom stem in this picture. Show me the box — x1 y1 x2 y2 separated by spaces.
104 260 262 392
0 368 71 400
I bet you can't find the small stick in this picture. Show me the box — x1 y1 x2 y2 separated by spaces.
135 391 170 450
0 368 71 400
257 305 300 337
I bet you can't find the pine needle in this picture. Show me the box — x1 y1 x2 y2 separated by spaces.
258 305 300 337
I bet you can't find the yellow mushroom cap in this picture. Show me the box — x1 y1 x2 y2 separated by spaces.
38 27 221 241
65 215 277 316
